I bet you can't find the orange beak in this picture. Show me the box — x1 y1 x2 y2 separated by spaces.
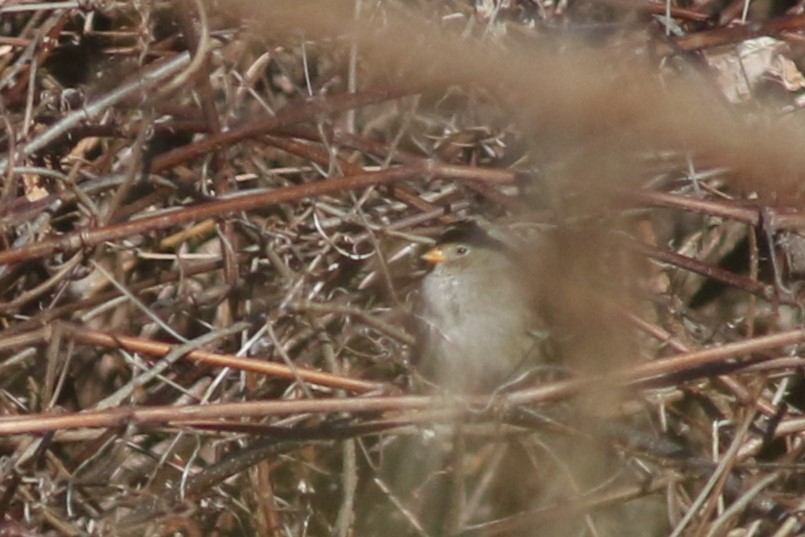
421 247 446 265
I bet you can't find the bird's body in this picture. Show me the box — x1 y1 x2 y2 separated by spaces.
383 230 670 537
418 239 541 392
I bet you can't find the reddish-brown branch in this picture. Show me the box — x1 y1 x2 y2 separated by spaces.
0 165 426 266
2 328 803 436
674 13 805 51
55 322 384 394
150 88 413 173
625 239 792 305
621 190 760 225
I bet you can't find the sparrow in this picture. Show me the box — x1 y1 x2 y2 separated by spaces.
373 227 670 537
417 228 544 392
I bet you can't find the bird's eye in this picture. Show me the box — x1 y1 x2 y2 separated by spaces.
455 246 469 255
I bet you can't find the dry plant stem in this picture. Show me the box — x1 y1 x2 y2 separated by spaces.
102 109 153 226
264 318 315 400
668 405 758 537
150 88 412 173
0 115 17 213
717 0 747 26
623 190 760 226
0 252 82 313
3 327 805 436
704 471 780 537
0 259 225 338
268 132 517 187
288 301 416 345
0 12 64 106
176 0 240 302
94 322 251 409
14 485 81 536
180 417 502 504
747 225 760 337
627 239 790 304
255 460 280 537
269 125 508 222
0 431 53 520
156 0 212 99
444 424 468 535
458 474 676 537
674 13 805 50
0 35 33 46
623 311 785 421
773 518 802 537
0 396 441 436
592 0 710 20
287 123 458 210
770 496 805 537
0 52 190 171
0 165 430 266
54 321 382 394
219 0 805 188
183 411 486 439
311 317 358 537
0 87 413 259
180 439 330 498
507 326 805 405
373 477 431 537
337 438 358 537
738 413 805 458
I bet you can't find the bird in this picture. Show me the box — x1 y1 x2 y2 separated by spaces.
416 227 545 393
369 225 671 537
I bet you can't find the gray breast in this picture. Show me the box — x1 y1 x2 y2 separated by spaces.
419 264 537 391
